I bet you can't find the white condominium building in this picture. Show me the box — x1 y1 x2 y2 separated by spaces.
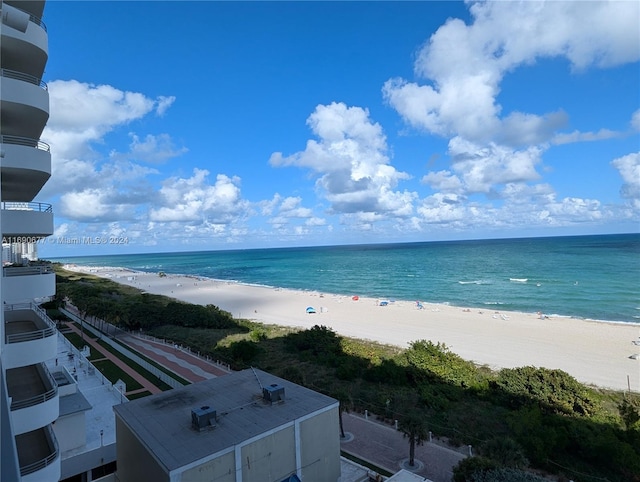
0 0 57 480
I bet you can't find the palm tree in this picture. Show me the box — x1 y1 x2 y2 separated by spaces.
334 389 353 438
75 298 89 341
398 412 429 467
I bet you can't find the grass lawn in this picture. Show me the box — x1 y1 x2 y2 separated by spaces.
127 390 152 400
60 330 93 350
97 340 174 391
92 359 143 392
106 337 190 386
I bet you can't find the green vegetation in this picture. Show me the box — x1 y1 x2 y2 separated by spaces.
91 359 143 392
54 265 640 482
59 330 91 352
127 390 152 400
106 336 191 386
96 339 174 391
56 267 235 332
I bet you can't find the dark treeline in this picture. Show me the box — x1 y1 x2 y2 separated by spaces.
55 270 235 331
51 265 640 482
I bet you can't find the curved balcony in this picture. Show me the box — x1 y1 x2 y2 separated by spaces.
3 303 57 369
0 3 47 78
0 69 49 139
1 202 54 237
8 363 59 435
15 425 60 481
0 135 51 201
3 265 55 302
4 1 46 19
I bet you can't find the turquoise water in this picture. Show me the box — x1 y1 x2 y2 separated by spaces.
51 233 640 323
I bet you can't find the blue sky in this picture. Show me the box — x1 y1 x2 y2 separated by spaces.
36 1 639 257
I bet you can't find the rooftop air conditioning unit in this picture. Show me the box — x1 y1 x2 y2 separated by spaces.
263 384 285 403
191 405 216 431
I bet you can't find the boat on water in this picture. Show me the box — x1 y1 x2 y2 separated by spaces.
509 278 528 283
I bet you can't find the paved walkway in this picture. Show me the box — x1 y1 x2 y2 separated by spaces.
63 321 162 396
341 413 467 482
64 303 230 384
119 334 230 383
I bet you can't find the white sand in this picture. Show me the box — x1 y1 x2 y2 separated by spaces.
65 265 640 392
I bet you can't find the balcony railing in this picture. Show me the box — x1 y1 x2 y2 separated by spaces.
28 13 47 32
0 135 50 152
19 425 58 477
5 303 56 343
4 265 54 277
4 3 48 32
1 202 53 213
10 364 57 411
0 69 47 90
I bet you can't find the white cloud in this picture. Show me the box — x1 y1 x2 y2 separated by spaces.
383 1 639 146
446 137 543 194
52 223 70 238
43 80 176 199
417 193 469 225
124 133 188 164
270 102 415 218
45 80 167 159
631 110 640 132
500 111 568 146
278 196 314 218
611 152 640 201
552 129 622 145
155 96 176 117
60 188 132 222
150 169 248 224
411 180 610 233
52 159 158 222
421 170 464 194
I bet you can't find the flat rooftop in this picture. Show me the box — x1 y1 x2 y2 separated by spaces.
45 333 124 455
114 368 338 472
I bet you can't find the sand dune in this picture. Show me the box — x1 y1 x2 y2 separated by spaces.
65 265 640 392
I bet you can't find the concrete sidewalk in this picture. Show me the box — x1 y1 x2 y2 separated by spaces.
65 303 230 384
341 412 467 482
119 334 230 383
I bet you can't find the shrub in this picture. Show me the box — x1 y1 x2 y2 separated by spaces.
229 340 260 364
481 437 528 469
453 457 500 482
494 366 599 416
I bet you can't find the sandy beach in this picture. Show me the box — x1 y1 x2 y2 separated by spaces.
65 265 640 392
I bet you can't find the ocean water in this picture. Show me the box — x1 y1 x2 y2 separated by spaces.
51 233 640 324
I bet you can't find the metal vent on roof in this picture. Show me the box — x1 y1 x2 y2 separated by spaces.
263 384 285 404
191 405 216 431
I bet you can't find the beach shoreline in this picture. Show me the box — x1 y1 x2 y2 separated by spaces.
63 264 640 392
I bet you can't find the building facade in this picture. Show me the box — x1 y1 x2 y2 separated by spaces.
1 1 58 481
114 368 341 482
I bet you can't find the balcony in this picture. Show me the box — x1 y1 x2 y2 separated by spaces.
3 303 57 368
0 135 51 201
1 360 22 482
0 69 49 139
7 363 59 435
15 425 60 481
4 1 46 20
1 201 54 237
0 2 48 78
3 264 55 302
